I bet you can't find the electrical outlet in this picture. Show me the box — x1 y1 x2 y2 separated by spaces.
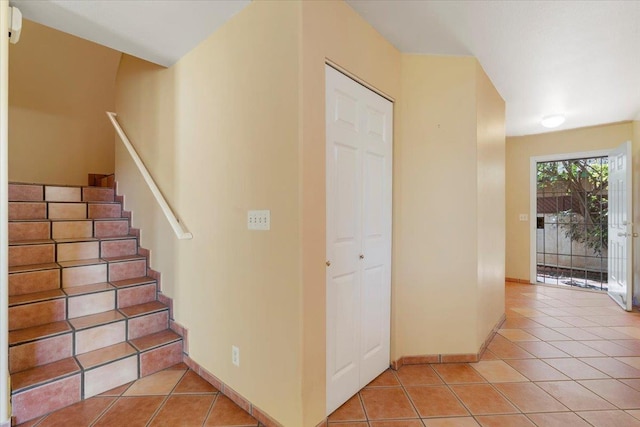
519 214 529 221
232 345 240 367
248 210 270 230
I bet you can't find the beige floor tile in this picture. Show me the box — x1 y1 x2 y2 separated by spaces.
497 329 540 342
124 370 185 396
576 410 640 427
471 360 529 383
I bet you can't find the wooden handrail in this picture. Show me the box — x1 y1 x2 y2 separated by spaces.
107 112 193 240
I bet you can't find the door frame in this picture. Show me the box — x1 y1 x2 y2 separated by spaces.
1 1 10 424
325 60 394 103
529 149 611 285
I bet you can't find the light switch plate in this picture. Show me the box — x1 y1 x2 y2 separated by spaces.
248 210 270 230
519 214 528 221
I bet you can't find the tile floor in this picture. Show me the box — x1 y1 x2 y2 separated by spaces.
329 282 640 426
17 281 640 426
16 363 260 427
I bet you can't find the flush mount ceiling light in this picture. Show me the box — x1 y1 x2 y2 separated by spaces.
541 114 566 128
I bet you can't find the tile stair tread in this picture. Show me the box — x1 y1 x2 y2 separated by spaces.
86 201 121 205
58 258 106 268
53 237 98 244
9 263 59 274
110 276 156 289
9 321 72 346
68 310 125 331
103 255 146 263
11 357 80 393
63 282 114 296
119 301 167 318
76 342 137 370
130 329 181 352
46 201 85 204
98 235 137 242
9 289 66 307
9 239 55 246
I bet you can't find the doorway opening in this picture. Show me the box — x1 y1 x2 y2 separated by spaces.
535 155 609 290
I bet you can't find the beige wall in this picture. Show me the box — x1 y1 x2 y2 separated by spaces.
115 1 506 424
395 55 505 358
505 122 634 282
9 20 120 185
395 55 479 356
115 2 303 425
475 65 506 345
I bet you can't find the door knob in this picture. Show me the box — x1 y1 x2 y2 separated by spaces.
359 254 364 259
326 260 331 267
618 232 632 237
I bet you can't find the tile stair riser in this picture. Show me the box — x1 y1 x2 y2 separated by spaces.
68 290 117 319
10 203 123 221
108 259 147 282
101 238 138 258
9 299 66 331
52 220 94 239
48 203 88 220
11 218 130 241
9 235 134 265
9 243 55 267
82 187 115 202
61 263 108 288
9 221 50 241
8 184 44 202
45 186 82 202
117 283 158 308
128 311 169 340
139 341 183 377
83 355 138 398
56 241 100 262
75 321 127 355
11 374 82 425
9 184 115 203
88 203 122 219
9 333 74 373
95 220 130 238
9 269 60 296
8 202 47 220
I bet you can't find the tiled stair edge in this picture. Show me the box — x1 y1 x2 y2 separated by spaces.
136 248 187 355
184 355 283 427
114 183 188 360
113 184 187 361
391 312 507 370
505 277 531 284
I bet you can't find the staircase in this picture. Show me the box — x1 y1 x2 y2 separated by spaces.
8 181 183 425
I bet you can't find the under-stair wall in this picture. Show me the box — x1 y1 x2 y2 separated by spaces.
7 181 183 425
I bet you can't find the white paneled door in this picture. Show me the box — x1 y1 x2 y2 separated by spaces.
325 65 392 415
608 141 633 311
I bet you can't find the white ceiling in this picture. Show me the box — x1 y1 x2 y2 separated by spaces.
346 0 640 136
11 0 250 67
11 0 640 136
